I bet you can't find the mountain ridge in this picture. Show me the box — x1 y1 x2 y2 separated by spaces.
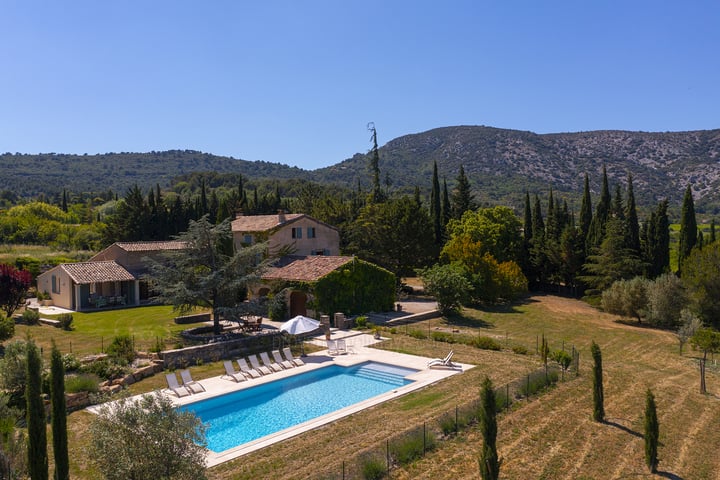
3 125 720 212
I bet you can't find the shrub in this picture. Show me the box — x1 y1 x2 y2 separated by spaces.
57 313 73 331
407 329 427 340
359 454 386 480
391 428 436 465
517 368 559 398
267 290 288 322
0 314 14 342
430 331 457 343
494 385 512 411
61 354 81 372
473 335 501 351
65 374 100 394
21 309 40 325
512 345 529 355
80 359 128 381
106 334 135 364
354 315 368 329
438 413 457 435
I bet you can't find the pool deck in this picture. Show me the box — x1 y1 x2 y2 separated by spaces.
90 331 471 467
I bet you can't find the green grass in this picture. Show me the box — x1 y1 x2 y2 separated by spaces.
14 305 207 359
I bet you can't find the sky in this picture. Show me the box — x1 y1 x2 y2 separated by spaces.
2 1 719 170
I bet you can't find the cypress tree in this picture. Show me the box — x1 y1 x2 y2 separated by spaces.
61 189 68 213
624 173 640 254
591 341 605 423
430 161 442 244
579 173 592 246
479 377 500 480
441 178 451 228
644 388 659 473
587 166 611 250
653 200 670 277
523 191 533 244
710 219 716 244
678 185 697 273
50 341 69 480
26 339 48 480
451 164 474 219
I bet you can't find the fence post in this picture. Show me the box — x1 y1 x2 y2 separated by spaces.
387 439 390 477
423 422 426 455
506 384 509 409
342 460 345 480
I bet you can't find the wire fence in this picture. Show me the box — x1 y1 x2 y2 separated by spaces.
314 352 580 479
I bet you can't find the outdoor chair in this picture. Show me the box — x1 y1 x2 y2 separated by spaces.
222 360 247 382
237 358 262 378
272 349 294 369
335 338 347 355
180 369 206 393
260 351 284 372
427 350 460 369
282 347 304 367
164 372 191 397
248 354 273 375
327 339 338 355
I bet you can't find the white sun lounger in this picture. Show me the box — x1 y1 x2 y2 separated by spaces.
260 351 284 372
180 369 206 393
237 358 262 378
222 360 247 382
282 347 304 367
165 372 191 397
427 350 460 369
272 349 294 369
248 354 273 375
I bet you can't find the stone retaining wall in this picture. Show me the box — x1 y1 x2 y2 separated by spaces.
174 313 211 324
161 332 283 369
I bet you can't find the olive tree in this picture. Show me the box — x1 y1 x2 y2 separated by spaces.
89 392 207 480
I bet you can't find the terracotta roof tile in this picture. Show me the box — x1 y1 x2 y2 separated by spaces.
231 213 304 233
114 241 188 252
262 255 354 282
61 261 136 284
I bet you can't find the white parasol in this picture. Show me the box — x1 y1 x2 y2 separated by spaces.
280 315 320 335
280 315 320 355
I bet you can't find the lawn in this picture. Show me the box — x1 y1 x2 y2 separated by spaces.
18 295 720 479
14 305 207 360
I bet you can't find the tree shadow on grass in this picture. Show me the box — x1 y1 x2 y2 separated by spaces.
604 419 643 439
656 471 684 480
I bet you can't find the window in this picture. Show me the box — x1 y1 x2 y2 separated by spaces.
244 234 253 244
291 227 302 239
51 275 60 294
307 227 316 238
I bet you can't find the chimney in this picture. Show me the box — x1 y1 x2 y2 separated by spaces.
278 210 286 223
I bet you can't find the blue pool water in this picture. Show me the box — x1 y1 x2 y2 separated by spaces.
180 361 416 453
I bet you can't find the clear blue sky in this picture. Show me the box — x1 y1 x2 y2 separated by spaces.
2 1 718 170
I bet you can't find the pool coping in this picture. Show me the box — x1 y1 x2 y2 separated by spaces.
88 333 471 468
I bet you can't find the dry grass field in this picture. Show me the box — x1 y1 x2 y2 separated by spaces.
61 294 719 479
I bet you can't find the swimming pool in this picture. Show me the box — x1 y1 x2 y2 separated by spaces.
180 361 417 453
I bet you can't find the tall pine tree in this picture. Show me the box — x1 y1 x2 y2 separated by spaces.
591 341 605 423
579 173 593 248
26 339 48 480
624 173 641 254
367 122 384 203
644 388 659 473
430 161 442 244
479 377 500 480
587 166 611 250
451 164 474 219
51 341 69 480
678 184 697 274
